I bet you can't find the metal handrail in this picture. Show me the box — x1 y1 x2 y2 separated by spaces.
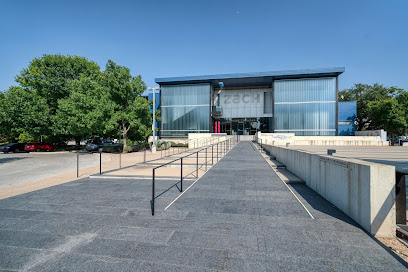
150 136 235 215
160 136 223 159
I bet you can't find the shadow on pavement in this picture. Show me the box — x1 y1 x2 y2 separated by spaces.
0 157 27 164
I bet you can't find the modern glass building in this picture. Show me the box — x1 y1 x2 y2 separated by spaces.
155 67 345 137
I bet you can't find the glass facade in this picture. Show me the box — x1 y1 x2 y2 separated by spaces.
338 101 357 136
161 84 210 137
214 117 272 135
274 78 337 136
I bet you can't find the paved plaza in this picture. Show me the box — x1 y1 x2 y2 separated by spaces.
0 142 406 271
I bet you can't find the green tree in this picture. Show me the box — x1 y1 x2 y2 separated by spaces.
339 84 408 140
366 98 408 139
54 75 116 148
101 60 151 150
14 54 101 142
0 91 7 141
16 54 100 108
339 83 398 131
0 86 49 142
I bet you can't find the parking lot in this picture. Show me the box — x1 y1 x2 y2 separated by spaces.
0 152 104 189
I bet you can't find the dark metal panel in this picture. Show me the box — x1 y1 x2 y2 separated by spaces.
155 67 345 86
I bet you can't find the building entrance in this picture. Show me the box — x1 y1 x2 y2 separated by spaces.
216 118 264 135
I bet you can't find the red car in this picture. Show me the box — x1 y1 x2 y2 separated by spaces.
24 142 57 152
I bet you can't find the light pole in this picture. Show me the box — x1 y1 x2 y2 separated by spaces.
148 86 160 154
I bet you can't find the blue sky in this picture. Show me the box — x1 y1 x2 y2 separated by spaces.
0 0 407 93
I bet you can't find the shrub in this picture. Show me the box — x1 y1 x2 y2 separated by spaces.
123 146 133 153
169 141 188 147
102 145 121 153
156 140 171 151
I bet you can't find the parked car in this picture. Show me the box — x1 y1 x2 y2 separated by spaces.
2 143 27 153
85 139 104 152
24 142 57 152
86 139 118 152
102 139 114 145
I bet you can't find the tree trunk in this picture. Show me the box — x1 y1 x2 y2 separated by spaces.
122 131 127 152
122 122 130 152
75 136 81 150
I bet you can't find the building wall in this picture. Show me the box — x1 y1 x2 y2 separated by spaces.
161 84 210 137
217 88 273 118
274 77 337 136
159 77 339 137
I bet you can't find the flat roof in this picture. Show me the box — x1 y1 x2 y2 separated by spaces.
155 67 345 87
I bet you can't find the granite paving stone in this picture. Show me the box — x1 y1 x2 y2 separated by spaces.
0 229 61 249
0 141 406 271
73 238 138 258
128 242 227 270
98 226 174 244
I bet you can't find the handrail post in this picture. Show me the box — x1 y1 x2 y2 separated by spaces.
205 148 207 172
212 145 214 164
196 151 199 178
152 169 155 216
99 151 102 175
180 158 183 192
77 153 79 178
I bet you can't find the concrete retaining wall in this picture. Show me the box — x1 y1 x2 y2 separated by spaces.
262 144 396 237
256 132 389 146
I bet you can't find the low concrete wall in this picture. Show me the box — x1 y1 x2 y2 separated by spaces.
188 133 228 149
256 132 389 146
262 144 396 237
355 130 387 141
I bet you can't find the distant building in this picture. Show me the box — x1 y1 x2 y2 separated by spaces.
338 101 357 136
155 67 349 137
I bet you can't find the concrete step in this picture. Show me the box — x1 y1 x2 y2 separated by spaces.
268 159 286 169
265 153 276 160
275 168 306 184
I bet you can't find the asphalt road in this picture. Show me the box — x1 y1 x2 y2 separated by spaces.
0 152 104 189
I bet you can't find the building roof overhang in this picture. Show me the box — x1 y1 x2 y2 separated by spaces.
155 67 345 88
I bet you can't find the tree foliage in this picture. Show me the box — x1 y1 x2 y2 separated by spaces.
54 75 116 146
0 55 152 150
339 83 408 138
15 54 100 109
101 60 151 150
0 86 49 141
